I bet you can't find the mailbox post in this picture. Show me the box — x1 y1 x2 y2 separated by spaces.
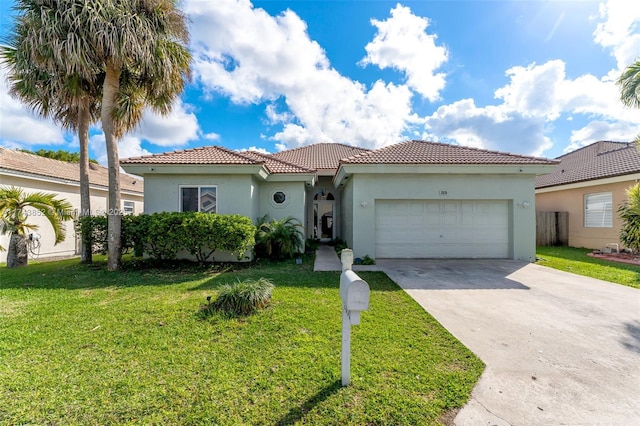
340 249 370 386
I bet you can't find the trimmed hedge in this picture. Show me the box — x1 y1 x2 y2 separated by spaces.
76 212 255 262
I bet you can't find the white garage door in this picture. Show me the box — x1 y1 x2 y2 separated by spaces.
376 200 509 258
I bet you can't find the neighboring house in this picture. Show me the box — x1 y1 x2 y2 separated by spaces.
535 141 640 250
0 148 144 262
122 140 556 261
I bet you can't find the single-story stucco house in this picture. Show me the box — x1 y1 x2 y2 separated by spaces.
535 141 640 249
0 148 144 262
121 140 557 261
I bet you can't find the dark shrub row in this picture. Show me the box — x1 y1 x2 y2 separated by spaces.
77 212 255 262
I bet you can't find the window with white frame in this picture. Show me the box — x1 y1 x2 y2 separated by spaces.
584 192 612 227
180 186 217 213
123 201 135 215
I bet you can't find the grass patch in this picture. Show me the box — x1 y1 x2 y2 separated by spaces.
0 255 483 425
536 246 640 289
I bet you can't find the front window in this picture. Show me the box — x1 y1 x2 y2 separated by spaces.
123 201 135 215
181 186 217 213
585 192 612 227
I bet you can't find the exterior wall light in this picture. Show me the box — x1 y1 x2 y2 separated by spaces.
360 201 367 208
521 201 530 208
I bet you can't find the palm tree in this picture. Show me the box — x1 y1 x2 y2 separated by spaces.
617 59 640 146
618 183 640 253
255 216 304 259
8 0 191 270
0 186 73 267
1 46 101 264
618 60 640 109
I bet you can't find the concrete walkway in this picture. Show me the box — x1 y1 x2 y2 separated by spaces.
314 245 342 271
378 259 640 426
313 245 381 271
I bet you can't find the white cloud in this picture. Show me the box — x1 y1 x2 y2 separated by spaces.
495 60 637 123
423 98 553 156
204 132 221 141
565 120 639 153
90 133 151 166
185 0 417 150
133 100 200 147
0 59 67 148
424 59 639 156
238 146 271 154
593 0 640 69
360 3 448 101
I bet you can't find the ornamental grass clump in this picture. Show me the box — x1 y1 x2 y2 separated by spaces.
209 278 274 316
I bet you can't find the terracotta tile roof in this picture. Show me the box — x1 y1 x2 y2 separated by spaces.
273 143 371 170
341 140 557 165
121 146 258 165
241 151 315 174
120 146 315 175
535 141 640 189
0 148 142 193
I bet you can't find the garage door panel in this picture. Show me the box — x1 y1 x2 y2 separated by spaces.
376 200 509 258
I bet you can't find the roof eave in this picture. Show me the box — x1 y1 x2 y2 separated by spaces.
120 163 265 176
0 167 144 194
334 163 557 186
265 173 316 186
535 172 640 193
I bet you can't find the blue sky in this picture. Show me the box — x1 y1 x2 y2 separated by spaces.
0 0 638 164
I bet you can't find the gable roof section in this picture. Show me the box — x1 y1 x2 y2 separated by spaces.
273 143 371 170
121 146 314 175
535 141 640 189
241 151 315 174
121 146 258 165
341 140 557 165
0 148 142 193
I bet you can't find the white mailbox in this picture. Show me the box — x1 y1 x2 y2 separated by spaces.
340 270 370 324
339 249 370 386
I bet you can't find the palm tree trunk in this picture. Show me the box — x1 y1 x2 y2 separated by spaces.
78 106 92 264
7 233 28 268
102 61 122 271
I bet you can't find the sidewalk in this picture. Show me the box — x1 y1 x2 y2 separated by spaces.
313 245 380 272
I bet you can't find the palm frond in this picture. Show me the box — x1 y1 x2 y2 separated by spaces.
617 59 640 109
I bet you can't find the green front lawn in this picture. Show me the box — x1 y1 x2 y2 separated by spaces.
0 256 483 425
536 246 640 289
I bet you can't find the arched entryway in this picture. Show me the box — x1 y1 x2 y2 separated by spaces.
313 190 334 241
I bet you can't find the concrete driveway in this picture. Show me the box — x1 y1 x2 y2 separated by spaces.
377 259 640 425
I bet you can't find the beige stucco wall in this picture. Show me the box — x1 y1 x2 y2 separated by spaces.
142 174 254 216
340 179 354 247
535 180 633 249
0 174 143 263
141 174 311 259
345 173 536 261
259 181 307 228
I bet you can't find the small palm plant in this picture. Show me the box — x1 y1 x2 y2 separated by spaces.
254 215 304 259
206 278 275 316
0 186 73 267
619 183 640 253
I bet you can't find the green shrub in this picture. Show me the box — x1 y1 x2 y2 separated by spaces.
208 278 274 316
331 238 348 255
76 215 108 255
77 212 256 262
254 215 304 259
619 183 640 253
304 238 320 252
182 213 255 263
355 255 376 265
122 214 152 257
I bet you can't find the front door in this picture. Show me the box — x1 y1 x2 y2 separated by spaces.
314 201 334 241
